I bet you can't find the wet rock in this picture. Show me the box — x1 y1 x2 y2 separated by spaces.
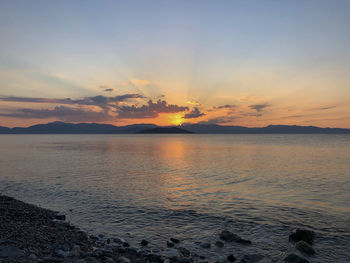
56 249 70 257
215 241 224 248
240 254 264 263
113 238 124 244
200 242 211 249
29 253 37 260
178 247 190 257
85 257 99 263
141 239 149 246
118 256 130 263
289 229 315 244
71 245 81 257
283 253 310 263
55 214 66 220
103 257 115 263
43 256 64 263
219 230 251 244
122 242 130 247
227 254 237 262
170 237 180 244
296 241 315 254
125 247 138 255
90 235 99 241
0 245 23 258
162 248 181 258
167 241 175 247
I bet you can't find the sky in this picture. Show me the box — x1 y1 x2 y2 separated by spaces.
0 0 350 128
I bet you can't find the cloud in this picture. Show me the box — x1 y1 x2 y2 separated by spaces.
0 94 144 109
318 105 336 110
183 107 205 119
186 100 201 106
117 99 189 119
213 104 236 110
249 103 270 112
0 106 112 122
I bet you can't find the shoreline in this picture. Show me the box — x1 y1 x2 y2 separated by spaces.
0 194 313 263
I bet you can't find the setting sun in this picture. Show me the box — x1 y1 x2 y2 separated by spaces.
170 113 185 126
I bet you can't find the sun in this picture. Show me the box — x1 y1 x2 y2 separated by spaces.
170 113 184 126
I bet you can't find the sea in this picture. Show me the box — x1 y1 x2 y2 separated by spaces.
0 134 349 262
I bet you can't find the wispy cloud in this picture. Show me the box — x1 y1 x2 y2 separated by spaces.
0 106 112 122
249 103 270 112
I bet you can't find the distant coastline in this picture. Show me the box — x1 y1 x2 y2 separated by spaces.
0 121 349 134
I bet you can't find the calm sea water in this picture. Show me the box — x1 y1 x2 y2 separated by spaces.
0 134 349 262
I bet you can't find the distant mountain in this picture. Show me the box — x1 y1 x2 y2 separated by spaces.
137 127 194 134
0 122 349 134
183 124 350 134
0 121 157 134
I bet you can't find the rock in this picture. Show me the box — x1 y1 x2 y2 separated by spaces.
240 254 265 263
125 247 138 255
29 253 37 260
296 241 315 254
283 253 310 263
170 237 180 244
90 235 99 241
219 230 251 244
200 242 211 249
77 259 86 263
56 249 70 257
178 247 190 257
228 254 237 262
141 239 149 246
289 229 315 244
71 245 81 257
99 234 105 238
167 241 175 247
0 245 23 258
162 248 181 258
215 241 224 248
85 257 99 263
113 238 124 244
43 256 64 263
122 242 130 247
55 214 66 220
103 257 115 263
118 256 130 263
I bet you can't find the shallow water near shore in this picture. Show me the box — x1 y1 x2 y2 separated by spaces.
0 134 349 262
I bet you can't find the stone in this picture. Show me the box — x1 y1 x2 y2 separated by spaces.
283 253 310 263
71 245 81 257
167 241 175 247
56 249 70 257
122 242 130 247
170 237 180 244
103 257 115 263
289 229 315 244
200 242 211 249
0 245 23 258
113 238 124 244
296 241 315 254
215 241 224 248
162 248 181 258
29 253 37 260
227 254 237 262
141 239 149 246
219 230 251 244
240 254 264 263
55 214 66 220
178 247 190 257
118 256 130 263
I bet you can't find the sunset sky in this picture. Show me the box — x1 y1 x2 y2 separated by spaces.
1 0 350 128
